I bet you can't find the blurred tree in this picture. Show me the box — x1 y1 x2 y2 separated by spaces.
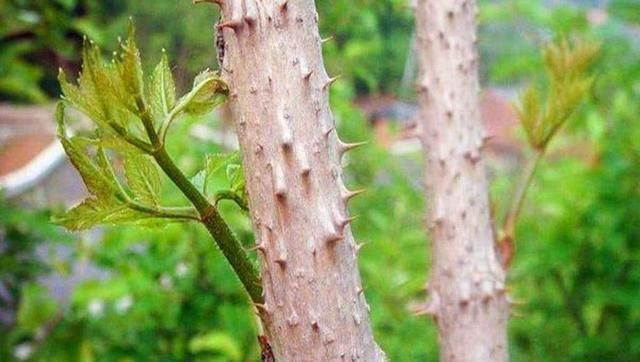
414 1 509 360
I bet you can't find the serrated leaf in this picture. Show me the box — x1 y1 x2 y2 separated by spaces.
517 39 598 150
206 152 239 176
203 153 238 194
59 62 107 127
226 164 245 192
176 69 229 116
148 52 176 122
98 131 141 153
190 169 207 195
124 153 162 206
53 197 152 231
59 38 137 131
118 21 144 97
517 86 543 148
189 331 242 360
56 103 117 198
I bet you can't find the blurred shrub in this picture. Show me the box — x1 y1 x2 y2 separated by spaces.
484 2 640 360
0 0 219 103
318 0 413 95
0 0 134 102
1 0 414 103
608 0 640 25
0 195 69 361
35 222 258 361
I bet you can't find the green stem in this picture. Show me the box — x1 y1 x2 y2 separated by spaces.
127 201 200 221
503 149 544 238
215 190 249 211
135 96 161 148
152 147 262 303
109 121 153 153
157 76 215 143
99 147 199 221
135 96 262 303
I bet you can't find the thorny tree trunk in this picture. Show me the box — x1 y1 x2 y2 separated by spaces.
215 1 385 361
415 1 509 361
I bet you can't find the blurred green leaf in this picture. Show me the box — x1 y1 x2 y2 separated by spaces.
189 331 242 360
609 0 640 24
517 39 599 150
16 284 57 330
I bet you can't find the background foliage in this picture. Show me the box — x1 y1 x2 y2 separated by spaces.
1 0 638 361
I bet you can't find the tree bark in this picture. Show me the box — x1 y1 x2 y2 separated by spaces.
414 1 509 361
216 1 385 360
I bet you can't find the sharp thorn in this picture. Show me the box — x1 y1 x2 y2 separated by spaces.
337 215 358 228
338 140 367 156
322 75 341 90
325 232 344 244
247 243 267 254
302 69 314 80
343 188 366 202
355 241 367 254
254 303 272 315
321 35 334 44
274 258 287 268
217 20 243 30
323 127 335 139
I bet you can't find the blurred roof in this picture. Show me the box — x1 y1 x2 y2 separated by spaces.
0 104 65 198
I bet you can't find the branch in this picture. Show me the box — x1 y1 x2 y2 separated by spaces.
99 147 200 221
215 190 249 211
127 201 200 221
497 150 544 268
108 121 154 153
135 95 263 303
502 149 544 238
157 75 219 144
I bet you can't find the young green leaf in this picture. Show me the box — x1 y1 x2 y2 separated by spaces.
55 103 185 230
191 153 243 198
118 20 144 97
516 39 599 151
148 51 176 122
175 69 229 116
56 103 118 198
58 52 108 127
124 153 162 206
190 169 207 195
226 164 245 193
54 197 154 231
206 152 239 177
59 38 138 136
204 153 238 193
517 86 543 148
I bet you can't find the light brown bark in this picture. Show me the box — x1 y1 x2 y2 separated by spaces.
415 1 509 361
216 1 385 360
